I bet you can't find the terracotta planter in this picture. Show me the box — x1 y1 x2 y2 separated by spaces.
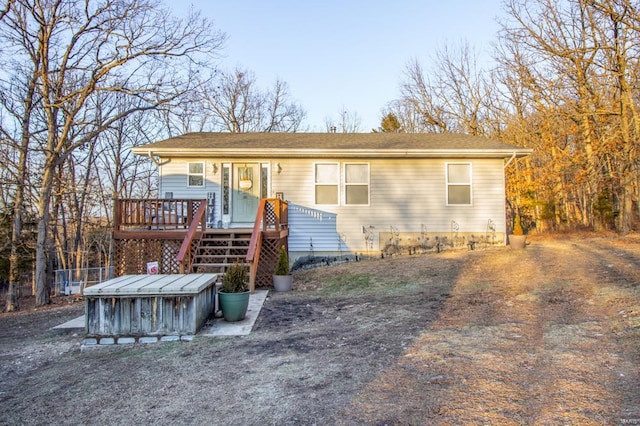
509 234 527 249
273 275 293 292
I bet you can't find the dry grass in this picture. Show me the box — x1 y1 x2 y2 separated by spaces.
338 236 640 424
1 234 639 425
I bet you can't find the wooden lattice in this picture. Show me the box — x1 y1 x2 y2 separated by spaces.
255 236 286 288
264 201 277 228
114 238 183 276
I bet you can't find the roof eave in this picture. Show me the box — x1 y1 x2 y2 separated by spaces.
132 147 533 159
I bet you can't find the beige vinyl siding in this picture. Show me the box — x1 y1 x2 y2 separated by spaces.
156 156 507 254
273 158 506 254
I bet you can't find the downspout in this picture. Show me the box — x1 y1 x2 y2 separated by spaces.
147 151 164 197
504 152 517 169
148 151 163 167
503 152 518 246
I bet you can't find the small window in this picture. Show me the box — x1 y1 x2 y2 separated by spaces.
222 165 230 214
345 163 369 205
261 164 269 199
446 163 472 205
315 163 339 205
188 162 205 187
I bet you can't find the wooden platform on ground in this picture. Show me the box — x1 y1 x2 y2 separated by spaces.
84 274 218 337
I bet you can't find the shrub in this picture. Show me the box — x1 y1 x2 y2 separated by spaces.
222 262 248 293
513 213 524 236
274 245 290 275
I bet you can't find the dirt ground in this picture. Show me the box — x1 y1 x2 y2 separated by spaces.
1 234 639 425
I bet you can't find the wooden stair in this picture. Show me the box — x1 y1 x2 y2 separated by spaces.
191 229 253 274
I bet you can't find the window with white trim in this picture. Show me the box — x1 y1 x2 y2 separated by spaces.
344 163 369 205
315 163 339 205
446 163 472 205
188 162 205 187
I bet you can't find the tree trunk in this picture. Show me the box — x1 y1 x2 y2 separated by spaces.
34 165 55 306
35 215 50 305
7 183 24 312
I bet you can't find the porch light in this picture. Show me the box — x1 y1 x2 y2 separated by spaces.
276 163 282 174
211 163 218 174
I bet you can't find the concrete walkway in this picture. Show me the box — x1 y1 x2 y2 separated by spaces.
53 290 269 337
200 290 268 337
53 315 85 329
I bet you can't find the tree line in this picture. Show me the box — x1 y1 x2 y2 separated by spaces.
2 0 640 311
0 0 307 310
385 0 640 235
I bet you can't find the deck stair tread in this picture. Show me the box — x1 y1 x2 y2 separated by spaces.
192 230 252 273
195 254 246 259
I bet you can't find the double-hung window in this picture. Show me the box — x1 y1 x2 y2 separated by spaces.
188 162 205 187
446 163 472 205
315 163 339 205
344 163 369 205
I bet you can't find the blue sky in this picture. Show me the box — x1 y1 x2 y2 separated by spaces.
169 1 505 132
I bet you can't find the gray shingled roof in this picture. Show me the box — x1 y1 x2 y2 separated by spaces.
132 132 531 158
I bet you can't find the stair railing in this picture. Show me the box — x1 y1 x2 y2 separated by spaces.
246 200 266 293
176 200 208 274
246 198 288 292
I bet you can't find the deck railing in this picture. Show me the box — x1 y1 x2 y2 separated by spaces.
113 198 206 276
114 198 200 230
246 198 288 291
113 197 288 283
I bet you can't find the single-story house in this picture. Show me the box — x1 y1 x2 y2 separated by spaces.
131 132 531 263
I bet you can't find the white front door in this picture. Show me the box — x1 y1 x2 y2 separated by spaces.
232 163 261 223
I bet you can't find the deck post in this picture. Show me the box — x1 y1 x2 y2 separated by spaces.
249 261 256 294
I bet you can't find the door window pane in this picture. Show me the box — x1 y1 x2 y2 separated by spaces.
222 166 230 214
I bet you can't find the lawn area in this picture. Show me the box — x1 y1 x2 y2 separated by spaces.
1 234 639 424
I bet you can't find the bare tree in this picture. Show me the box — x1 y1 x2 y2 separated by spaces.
495 0 640 231
395 42 492 136
0 15 42 311
324 106 362 133
0 0 13 20
200 67 305 133
380 100 427 133
0 0 226 306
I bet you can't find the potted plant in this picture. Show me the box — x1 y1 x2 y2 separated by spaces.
509 212 527 249
218 262 250 322
273 245 293 292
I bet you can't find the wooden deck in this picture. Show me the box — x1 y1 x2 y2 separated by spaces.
112 198 289 288
84 274 218 337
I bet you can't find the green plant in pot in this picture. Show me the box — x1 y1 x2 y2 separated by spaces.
273 245 293 292
509 212 527 249
218 262 250 322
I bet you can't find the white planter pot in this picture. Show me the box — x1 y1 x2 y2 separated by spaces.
273 275 293 292
509 234 527 249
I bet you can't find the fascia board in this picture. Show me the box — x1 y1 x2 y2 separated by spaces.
132 147 533 159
